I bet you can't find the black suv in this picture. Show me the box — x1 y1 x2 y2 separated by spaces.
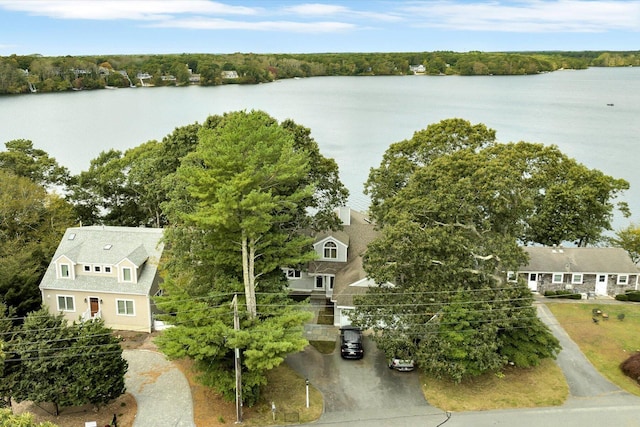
340 326 364 359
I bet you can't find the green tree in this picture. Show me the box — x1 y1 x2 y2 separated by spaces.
11 310 127 415
0 140 70 189
0 171 75 316
0 302 17 408
610 223 640 264
170 110 315 317
364 118 497 227
0 409 58 427
155 110 347 405
355 119 589 382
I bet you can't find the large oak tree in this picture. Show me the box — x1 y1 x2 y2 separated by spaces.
354 118 627 382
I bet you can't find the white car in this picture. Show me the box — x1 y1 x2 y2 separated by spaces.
388 357 415 372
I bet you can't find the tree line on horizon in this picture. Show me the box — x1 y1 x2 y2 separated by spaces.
1 50 640 94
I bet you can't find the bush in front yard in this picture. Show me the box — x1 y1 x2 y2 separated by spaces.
544 290 581 299
615 294 629 301
620 352 640 384
626 292 640 302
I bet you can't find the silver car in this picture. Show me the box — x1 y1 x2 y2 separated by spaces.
388 357 415 372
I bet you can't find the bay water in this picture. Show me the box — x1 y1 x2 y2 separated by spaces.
1 67 638 229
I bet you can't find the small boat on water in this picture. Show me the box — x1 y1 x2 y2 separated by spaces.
607 103 614 106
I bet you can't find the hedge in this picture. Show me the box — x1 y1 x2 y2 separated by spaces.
544 290 582 299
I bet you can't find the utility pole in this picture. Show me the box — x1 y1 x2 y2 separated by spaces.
232 294 243 423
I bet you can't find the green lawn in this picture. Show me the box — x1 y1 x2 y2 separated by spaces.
546 302 640 396
422 301 640 411
421 358 568 411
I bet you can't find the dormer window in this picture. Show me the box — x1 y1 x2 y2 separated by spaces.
323 241 337 259
122 267 132 282
84 265 91 272
60 264 70 278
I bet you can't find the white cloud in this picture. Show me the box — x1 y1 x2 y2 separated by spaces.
283 2 403 22
402 0 640 32
0 0 259 20
148 18 356 33
283 3 350 16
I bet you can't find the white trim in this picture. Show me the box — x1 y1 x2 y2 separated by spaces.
617 274 629 285
59 263 71 279
284 268 302 279
322 241 338 259
116 299 135 316
552 273 564 284
571 273 583 284
57 294 75 312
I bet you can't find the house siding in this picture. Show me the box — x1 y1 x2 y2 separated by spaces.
42 289 153 332
522 272 639 297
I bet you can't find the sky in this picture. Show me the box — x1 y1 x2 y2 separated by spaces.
0 0 639 56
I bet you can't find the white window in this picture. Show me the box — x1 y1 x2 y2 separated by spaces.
83 265 91 272
122 267 132 282
552 273 563 284
104 266 112 273
507 271 517 282
598 274 607 283
617 274 629 285
60 264 70 278
57 295 74 312
94 265 101 273
116 299 135 315
572 274 583 284
285 269 301 279
323 241 337 259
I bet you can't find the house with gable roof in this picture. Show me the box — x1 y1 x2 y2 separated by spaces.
39 226 164 332
285 207 382 326
515 246 639 297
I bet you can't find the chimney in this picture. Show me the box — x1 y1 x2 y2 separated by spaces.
337 206 351 226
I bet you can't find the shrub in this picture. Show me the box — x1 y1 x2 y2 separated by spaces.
627 292 640 302
544 290 581 299
616 294 629 301
620 352 640 384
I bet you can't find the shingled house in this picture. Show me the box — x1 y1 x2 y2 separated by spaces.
516 246 639 297
285 207 381 326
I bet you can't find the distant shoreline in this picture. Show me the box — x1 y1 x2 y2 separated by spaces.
3 50 638 96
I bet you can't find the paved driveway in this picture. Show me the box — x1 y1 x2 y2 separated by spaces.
286 336 441 423
124 349 195 427
536 303 629 399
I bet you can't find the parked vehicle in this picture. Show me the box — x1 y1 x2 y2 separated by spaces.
388 357 415 372
340 326 364 359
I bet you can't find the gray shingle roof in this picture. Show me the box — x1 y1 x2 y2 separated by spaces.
39 226 164 296
521 246 639 274
326 210 380 307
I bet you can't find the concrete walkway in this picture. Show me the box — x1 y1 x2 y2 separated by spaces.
123 349 195 427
